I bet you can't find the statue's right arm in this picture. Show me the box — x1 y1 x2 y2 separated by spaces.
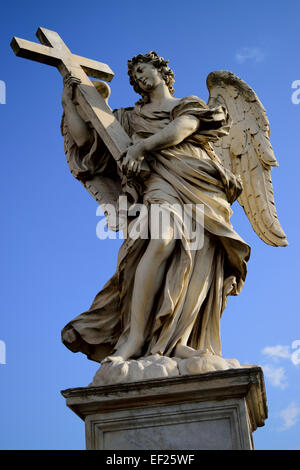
62 83 92 148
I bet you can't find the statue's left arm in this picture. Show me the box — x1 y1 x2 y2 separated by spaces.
145 115 201 151
123 97 230 175
122 114 199 174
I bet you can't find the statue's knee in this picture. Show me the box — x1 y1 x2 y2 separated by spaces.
148 237 175 258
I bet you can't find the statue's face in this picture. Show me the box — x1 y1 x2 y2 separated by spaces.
133 62 163 92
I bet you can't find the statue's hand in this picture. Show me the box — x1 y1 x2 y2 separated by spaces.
122 142 146 176
62 73 81 107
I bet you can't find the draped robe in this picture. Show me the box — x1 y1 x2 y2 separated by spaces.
61 96 251 362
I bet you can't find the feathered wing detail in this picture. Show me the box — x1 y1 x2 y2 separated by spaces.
206 70 288 247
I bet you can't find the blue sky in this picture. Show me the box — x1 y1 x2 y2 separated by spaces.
0 0 299 450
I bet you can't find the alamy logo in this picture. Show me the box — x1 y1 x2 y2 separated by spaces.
96 196 205 251
291 340 300 365
291 80 300 104
0 340 6 364
0 81 6 104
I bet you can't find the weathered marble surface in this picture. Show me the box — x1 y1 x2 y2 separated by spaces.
60 52 287 368
12 32 287 380
61 367 267 450
90 352 249 386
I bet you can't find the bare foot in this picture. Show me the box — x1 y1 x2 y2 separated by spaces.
175 344 210 359
102 355 124 364
102 339 143 363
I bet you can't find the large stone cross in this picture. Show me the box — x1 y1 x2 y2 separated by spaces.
11 27 149 208
11 27 130 163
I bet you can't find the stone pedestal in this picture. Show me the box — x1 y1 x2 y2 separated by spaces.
61 366 267 450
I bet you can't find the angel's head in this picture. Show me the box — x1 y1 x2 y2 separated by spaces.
128 51 175 104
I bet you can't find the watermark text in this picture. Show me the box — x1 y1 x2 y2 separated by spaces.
0 80 6 104
291 80 300 104
0 340 6 364
96 197 205 251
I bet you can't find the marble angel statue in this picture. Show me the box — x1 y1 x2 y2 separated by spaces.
61 51 287 383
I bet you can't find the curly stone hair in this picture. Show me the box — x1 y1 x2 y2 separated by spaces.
128 51 175 104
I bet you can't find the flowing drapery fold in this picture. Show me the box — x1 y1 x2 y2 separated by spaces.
62 96 250 362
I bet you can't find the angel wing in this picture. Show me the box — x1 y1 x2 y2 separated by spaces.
206 70 288 247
